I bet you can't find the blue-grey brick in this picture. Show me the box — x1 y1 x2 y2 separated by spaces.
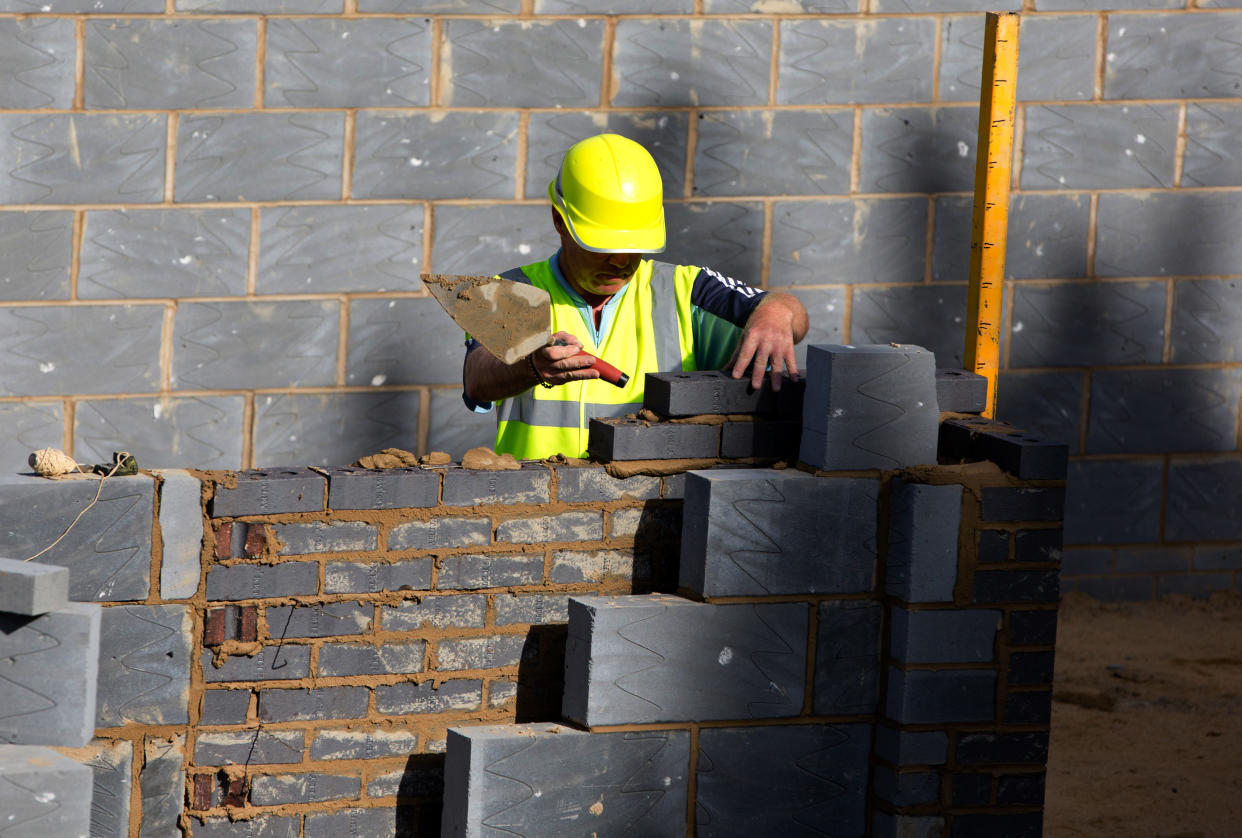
0 557 67 616
442 723 689 838
367 760 443 797
707 0 854 7
1009 281 1166 367
1067 575 1155 601
1184 104 1242 187
375 679 482 715
956 731 1048 765
0 113 165 204
549 548 641 584
267 602 373 638
156 470 205 599
859 106 977 194
661 202 765 285
1172 279 1242 363
886 667 995 724
85 19 256 109
436 634 528 671
1158 573 1233 599
201 645 311 682
494 593 571 626
305 808 407 838
697 723 870 837
438 553 544 589
771 199 926 287
311 728 419 761
250 772 361 806
173 300 338 390
694 110 852 196
488 680 518 710
1010 609 1058 646
352 111 518 200
442 467 550 506
681 469 878 596
176 113 343 202
194 730 304 765
0 19 74 108
1065 458 1162 545
1195 545 1242 571
974 569 1059 604
79 211 250 295
1088 368 1241 454
933 193 1090 282
0 747 92 837
1096 191 1242 278
326 466 438 511
891 607 1001 664
495 511 602 544
430 204 561 276
613 19 770 107
324 559 431 595
609 504 680 542
443 19 602 108
526 111 688 200
193 815 300 838
139 735 184 838
1039 0 1178 9
814 599 881 716
259 204 423 294
1061 547 1111 576
390 517 490 552
778 18 935 105
273 521 378 555
1022 104 1177 190
206 562 318 601
538 0 688 8
996 372 1083 450
77 397 245 470
382 595 486 631
850 285 967 367
347 297 465 387
1166 457 1242 542
563 594 807 726
0 604 99 745
428 388 498 461
1105 13 1242 99
318 640 426 676
0 473 154 601
1015 528 1062 563
1115 546 1191 573
258 687 368 722
181 0 339 10
875 727 948 766
97 604 192 727
874 764 939 808
590 417 720 461
887 480 961 603
980 487 1064 523
556 467 660 503
0 210 72 301
201 689 251 725
252 391 421 468
0 304 162 396
0 402 63 471
939 15 1094 103
266 19 430 107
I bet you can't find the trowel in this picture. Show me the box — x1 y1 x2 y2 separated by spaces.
424 274 628 387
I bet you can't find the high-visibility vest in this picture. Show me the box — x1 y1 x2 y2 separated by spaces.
494 259 699 460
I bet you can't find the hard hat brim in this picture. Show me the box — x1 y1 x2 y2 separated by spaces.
549 179 666 254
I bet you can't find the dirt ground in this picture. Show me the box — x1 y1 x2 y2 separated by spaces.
1045 591 1242 838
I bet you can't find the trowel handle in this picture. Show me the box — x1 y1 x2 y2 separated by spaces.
553 339 629 388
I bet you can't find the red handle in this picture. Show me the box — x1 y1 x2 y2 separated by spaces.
573 350 629 388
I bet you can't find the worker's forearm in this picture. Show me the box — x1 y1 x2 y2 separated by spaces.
463 346 540 404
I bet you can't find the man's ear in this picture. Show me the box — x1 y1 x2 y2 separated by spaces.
551 207 566 235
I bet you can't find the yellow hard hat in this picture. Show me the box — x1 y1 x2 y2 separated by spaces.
548 134 666 254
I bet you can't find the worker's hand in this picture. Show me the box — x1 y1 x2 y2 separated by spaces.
529 331 600 387
730 294 808 391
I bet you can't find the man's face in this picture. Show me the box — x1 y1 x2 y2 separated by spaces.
552 210 641 298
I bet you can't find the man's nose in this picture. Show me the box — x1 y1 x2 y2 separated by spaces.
606 252 638 269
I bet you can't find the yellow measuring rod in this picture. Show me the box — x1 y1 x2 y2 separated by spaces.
964 11 1020 419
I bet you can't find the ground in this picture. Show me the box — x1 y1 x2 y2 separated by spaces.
1045 592 1242 837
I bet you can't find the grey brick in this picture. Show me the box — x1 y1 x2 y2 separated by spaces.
939 15 1095 103
980 487 1064 522
252 391 422 468
324 559 432 595
430 204 561 276
193 815 300 838
588 418 720 461
1195 545 1242 571
436 634 528 671
347 297 468 387
859 106 977 194
1015 528 1063 563
437 553 544 590
266 602 373 638
0 19 74 108
442 467 550 506
1010 610 1058 646
850 285 968 367
1096 191 1242 278
366 758 443 797
488 679 518 710
875 727 949 766
814 599 882 716
194 730 304 765
210 468 325 517
1184 104 1242 187
563 594 808 726
1006 691 1053 725
442 723 689 838
936 368 987 414
81 739 132 838
304 808 404 838
1115 546 1190 573
955 731 1048 765
1022 104 1177 190
609 504 680 542
375 679 482 715
778 17 934 105
326 466 438 511
933 193 1091 281
662 202 765 287
139 734 185 838
538 0 688 8
662 473 688 499
800 344 939 470
382 595 486 630
977 529 1011 563
680 469 878 596
176 112 343 202
201 645 311 682
1172 279 1242 363
874 0 990 7
643 370 796 417
1067 576 1154 601
0 211 72 300
613 19 770 106
258 687 368 722
1009 650 1056 686
771 199 926 287
1158 573 1234 599
205 562 319 601
389 517 490 551
875 764 939 807
556 467 660 503
891 607 1001 664
1065 458 1163 545
0 304 162 396
200 689 251 725
76 397 245 469
97 603 192 727
0 113 165 204
1166 457 1242 542
173 300 338 390
181 0 339 10
495 511 602 544
996 372 1083 450
549 548 640 584
1009 281 1165 367
318 640 426 676
940 418 1071 480
311 728 419 761
1088 368 1241 453
974 570 1060 604
85 19 256 109
1061 547 1111 576
428 389 499 461
494 593 571 626
0 473 154 601
443 20 602 108
873 813 946 838
266 19 430 107
0 747 92 837
719 420 802 459
694 110 851 196
0 557 67 615
250 771 360 806
352 111 518 200
273 521 378 555
1105 13 1242 99
885 667 996 724
696 723 870 837
156 470 205 599
886 481 961 604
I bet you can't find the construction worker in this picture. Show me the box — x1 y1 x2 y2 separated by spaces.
463 133 809 460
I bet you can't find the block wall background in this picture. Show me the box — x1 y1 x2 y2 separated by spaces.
0 0 1236 594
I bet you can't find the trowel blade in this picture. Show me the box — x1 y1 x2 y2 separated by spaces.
423 274 552 365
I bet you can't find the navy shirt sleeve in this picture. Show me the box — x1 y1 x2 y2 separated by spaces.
689 266 767 325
